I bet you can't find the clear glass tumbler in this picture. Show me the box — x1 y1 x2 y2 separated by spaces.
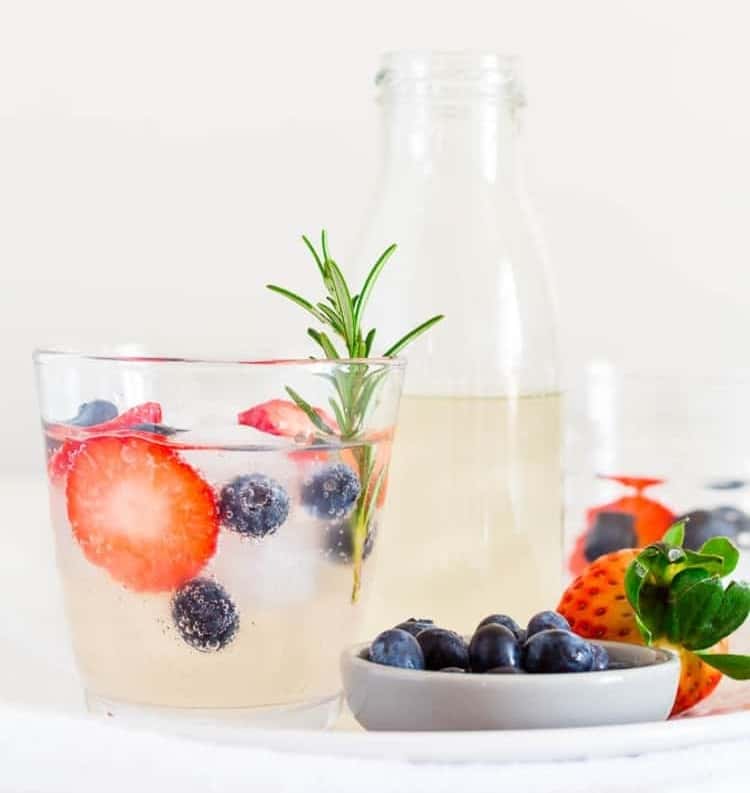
34 349 404 728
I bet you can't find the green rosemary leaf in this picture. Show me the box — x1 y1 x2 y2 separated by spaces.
328 397 346 430
367 463 387 511
355 368 387 424
326 260 356 351
364 328 376 356
301 235 325 280
321 229 330 262
354 244 396 329
315 303 345 335
266 285 326 323
307 329 341 359
285 387 335 435
384 314 445 357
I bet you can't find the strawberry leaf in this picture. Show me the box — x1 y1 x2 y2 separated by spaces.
662 520 686 547
624 558 647 611
698 537 740 577
639 582 669 641
667 570 724 649
687 580 750 650
694 652 750 679
634 613 654 645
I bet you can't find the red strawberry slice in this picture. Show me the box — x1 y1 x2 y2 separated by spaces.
238 399 336 441
597 474 665 494
46 402 163 443
66 435 218 592
567 473 675 575
47 402 163 484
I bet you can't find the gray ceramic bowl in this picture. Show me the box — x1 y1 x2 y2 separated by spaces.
341 639 680 731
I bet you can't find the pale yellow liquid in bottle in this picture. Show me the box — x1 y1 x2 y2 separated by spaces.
364 393 563 635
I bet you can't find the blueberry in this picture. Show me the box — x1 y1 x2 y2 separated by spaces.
302 464 361 519
68 400 118 427
591 644 610 671
526 610 570 638
440 667 466 673
417 628 470 671
369 628 425 670
130 422 183 436
171 578 239 652
522 629 594 673
487 666 526 674
706 479 746 491
584 512 637 562
476 614 524 642
469 624 521 673
677 507 746 550
220 474 290 538
394 618 435 637
45 436 62 456
321 518 376 563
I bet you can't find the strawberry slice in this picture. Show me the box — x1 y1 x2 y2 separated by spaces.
568 473 676 575
47 402 163 484
66 436 218 592
238 399 336 441
46 402 163 443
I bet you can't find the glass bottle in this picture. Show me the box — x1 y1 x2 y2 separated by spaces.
357 52 561 633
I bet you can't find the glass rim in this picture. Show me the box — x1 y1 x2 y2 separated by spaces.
32 347 407 369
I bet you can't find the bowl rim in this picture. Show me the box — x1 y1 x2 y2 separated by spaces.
343 638 679 683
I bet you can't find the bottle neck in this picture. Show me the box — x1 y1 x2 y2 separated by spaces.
375 52 524 186
379 96 521 185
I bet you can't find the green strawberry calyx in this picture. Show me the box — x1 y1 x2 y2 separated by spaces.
625 520 750 679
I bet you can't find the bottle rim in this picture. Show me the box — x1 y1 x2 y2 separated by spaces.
376 50 523 102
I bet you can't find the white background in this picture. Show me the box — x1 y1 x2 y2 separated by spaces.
2 0 749 473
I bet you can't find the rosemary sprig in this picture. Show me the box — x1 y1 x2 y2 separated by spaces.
267 231 444 600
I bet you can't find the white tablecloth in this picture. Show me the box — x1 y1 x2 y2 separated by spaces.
2 475 749 792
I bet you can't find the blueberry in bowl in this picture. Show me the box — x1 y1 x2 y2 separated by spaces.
469 624 521 672
393 618 435 637
475 613 524 642
369 629 425 670
526 610 571 638
522 629 594 674
416 628 470 671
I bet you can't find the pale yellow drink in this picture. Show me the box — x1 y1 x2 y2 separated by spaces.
364 393 562 635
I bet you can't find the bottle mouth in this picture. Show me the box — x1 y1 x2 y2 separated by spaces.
376 50 523 104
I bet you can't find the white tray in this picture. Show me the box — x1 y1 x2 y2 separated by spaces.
5 474 750 770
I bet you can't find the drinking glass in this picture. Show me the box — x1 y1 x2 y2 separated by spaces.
34 349 404 728
565 362 750 585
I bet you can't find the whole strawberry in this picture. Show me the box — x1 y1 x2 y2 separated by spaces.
559 521 750 715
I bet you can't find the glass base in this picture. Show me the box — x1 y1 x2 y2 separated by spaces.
85 691 342 732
